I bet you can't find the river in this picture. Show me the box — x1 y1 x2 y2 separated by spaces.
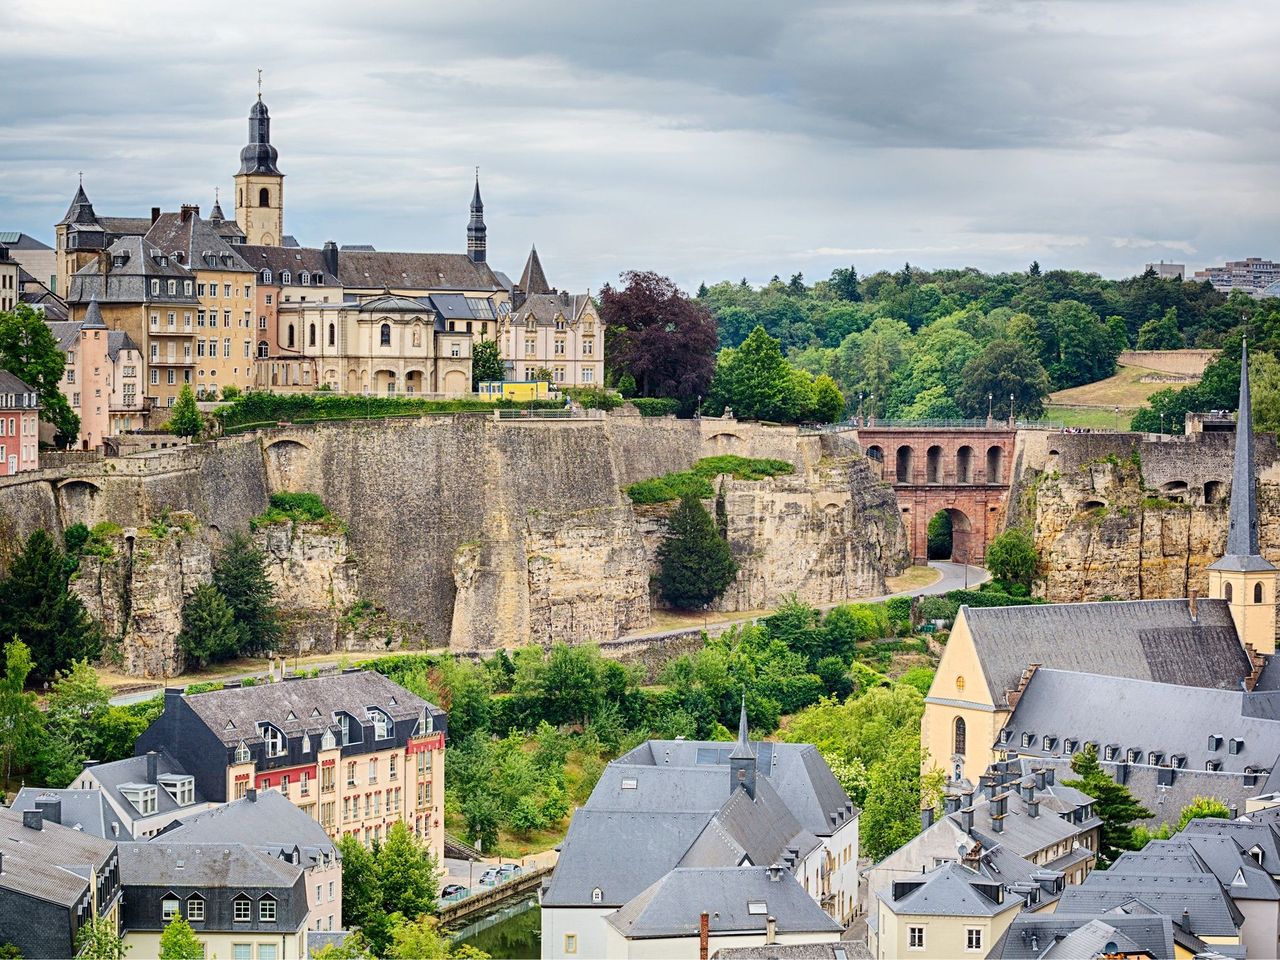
452 894 541 959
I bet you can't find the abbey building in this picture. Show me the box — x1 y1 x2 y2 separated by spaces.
52 94 601 440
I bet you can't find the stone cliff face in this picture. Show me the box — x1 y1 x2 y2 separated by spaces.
3 415 910 671
1029 454 1280 602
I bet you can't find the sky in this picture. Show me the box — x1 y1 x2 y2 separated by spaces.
2 0 1278 294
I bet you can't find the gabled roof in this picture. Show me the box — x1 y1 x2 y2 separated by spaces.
338 249 503 292
877 862 1020 918
1040 919 1148 959
156 789 338 868
67 236 199 306
12 788 125 841
961 598 1250 706
607 867 842 939
0 806 116 907
511 292 593 326
144 211 253 273
1056 872 1244 937
179 671 439 748
0 232 53 250
85 749 205 820
518 246 551 294
238 245 339 285
0 369 38 399
991 912 1177 960
118 840 301 888
1186 816 1280 867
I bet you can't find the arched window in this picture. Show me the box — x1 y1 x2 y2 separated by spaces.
257 341 269 359
1255 582 1264 604
259 187 270 207
308 324 316 347
328 323 335 347
287 324 295 349
380 323 391 347
1225 582 1234 603
261 269 272 283
953 717 966 755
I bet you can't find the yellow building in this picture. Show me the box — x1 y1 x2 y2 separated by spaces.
873 863 1020 960
0 244 18 312
499 247 604 386
145 207 258 398
54 184 152 298
478 379 550 401
235 97 285 247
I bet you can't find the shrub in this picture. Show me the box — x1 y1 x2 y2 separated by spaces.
564 387 623 411
251 492 340 530
631 397 679 417
626 456 795 504
215 390 565 431
986 527 1039 587
885 596 912 627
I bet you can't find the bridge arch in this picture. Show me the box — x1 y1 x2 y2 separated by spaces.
264 437 313 492
926 445 944 484
895 445 914 484
956 445 974 484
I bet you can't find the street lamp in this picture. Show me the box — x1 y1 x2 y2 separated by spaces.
1160 412 1165 438
1114 405 1121 432
1009 393 1015 425
987 392 993 425
858 392 864 425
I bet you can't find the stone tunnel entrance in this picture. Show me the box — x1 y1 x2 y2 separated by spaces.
855 425 1016 565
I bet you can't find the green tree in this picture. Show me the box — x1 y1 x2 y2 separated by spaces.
1176 796 1232 831
927 511 952 560
657 494 737 609
312 933 375 960
955 338 1051 420
76 917 128 960
0 529 101 678
213 533 281 656
538 643 603 726
461 790 501 854
471 338 506 389
177 584 240 668
376 822 439 923
860 732 945 860
1063 745 1153 863
985 528 1038 587
0 639 41 788
810 374 846 422
339 835 388 952
157 916 203 960
0 303 79 441
1136 307 1185 350
383 915 487 960
167 384 203 438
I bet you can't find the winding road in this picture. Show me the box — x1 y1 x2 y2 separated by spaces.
108 561 988 706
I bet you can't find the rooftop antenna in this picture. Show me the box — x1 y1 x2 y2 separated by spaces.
78 171 83 186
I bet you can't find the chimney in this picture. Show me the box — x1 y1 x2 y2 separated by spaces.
98 250 109 277
1028 799 1040 819
22 809 42 831
246 788 257 803
768 864 784 883
35 799 62 825
699 912 709 960
180 204 198 222
944 795 961 815
1180 908 1191 933
961 790 975 808
1189 589 1199 622
992 814 1005 834
961 808 974 833
1045 767 1055 786
1021 782 1034 802
921 806 935 831
146 750 159 784
323 241 339 278
765 916 777 945
151 206 161 225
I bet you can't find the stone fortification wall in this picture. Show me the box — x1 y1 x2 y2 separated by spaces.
0 414 906 673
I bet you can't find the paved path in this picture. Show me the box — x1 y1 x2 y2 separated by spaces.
109 561 987 706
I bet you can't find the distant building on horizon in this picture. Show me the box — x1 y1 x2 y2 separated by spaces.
1194 257 1280 297
1144 260 1185 280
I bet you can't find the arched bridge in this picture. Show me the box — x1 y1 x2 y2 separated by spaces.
855 424 1017 565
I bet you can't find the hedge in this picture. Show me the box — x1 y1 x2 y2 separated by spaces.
626 456 796 504
944 588 1046 609
564 387 624 411
631 397 679 417
215 391 564 430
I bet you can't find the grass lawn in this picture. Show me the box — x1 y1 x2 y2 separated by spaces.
1048 361 1198 410
885 565 941 593
1041 404 1135 429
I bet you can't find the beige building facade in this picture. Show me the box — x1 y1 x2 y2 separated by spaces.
0 244 18 312
500 247 604 386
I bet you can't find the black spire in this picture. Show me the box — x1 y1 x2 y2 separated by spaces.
210 188 225 221
59 182 99 226
1210 337 1276 573
239 99 282 176
728 695 756 799
467 170 487 264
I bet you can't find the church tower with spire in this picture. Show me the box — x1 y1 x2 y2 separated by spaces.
234 86 285 246
467 172 487 264
1207 338 1277 654
728 697 757 800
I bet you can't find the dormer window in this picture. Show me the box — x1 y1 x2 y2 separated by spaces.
167 280 176 295
1042 735 1057 752
1209 735 1224 752
233 896 251 922
367 708 391 740
184 281 193 295
335 711 361 746
262 269 272 283
592 887 603 903
1250 846 1265 866
119 783 157 816
301 271 310 285
1104 745 1119 762
157 774 195 806
281 271 291 285
1229 738 1245 755
234 741 251 764
162 896 180 921
259 722 286 758
1021 733 1033 748
151 279 160 295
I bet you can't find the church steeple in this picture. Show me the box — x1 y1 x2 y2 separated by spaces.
234 88 285 246
467 171 487 264
1207 337 1277 653
729 696 756 799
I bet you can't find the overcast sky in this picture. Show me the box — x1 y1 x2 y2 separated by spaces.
3 0 1278 294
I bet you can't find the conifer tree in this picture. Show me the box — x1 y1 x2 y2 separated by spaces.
178 583 241 667
167 384 203 438
212 533 281 655
0 529 101 677
657 494 737 609
1063 744 1153 863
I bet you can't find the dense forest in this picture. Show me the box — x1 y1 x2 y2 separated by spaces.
682 264 1280 429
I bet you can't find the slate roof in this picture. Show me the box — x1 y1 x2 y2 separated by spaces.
156 789 338 868
697 776 821 867
1040 919 1148 959
67 236 199 305
1157 836 1278 900
607 867 843 939
712 944 871 960
12 788 126 840
0 806 116 907
999 669 1280 776
954 790 1081 861
510 291 592 326
1189 816 1280 866
877 863 1019 918
518 246 551 294
962 598 1250 706
107 329 140 361
181 671 438 748
541 809 714 907
1056 873 1244 937
991 911 1178 960
338 249 503 292
358 294 434 314
118 841 302 888
86 749 205 820
144 211 253 272
307 931 353 957
239 244 340 285
0 232 52 250
0 369 38 401
47 320 82 352
100 217 153 237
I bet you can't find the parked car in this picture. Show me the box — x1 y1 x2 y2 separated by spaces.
441 883 467 899
497 863 523 879
478 868 501 886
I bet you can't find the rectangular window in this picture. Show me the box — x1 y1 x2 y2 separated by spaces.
244 340 251 358
583 339 593 355
259 315 268 329
347 761 357 786
390 755 398 780
167 369 176 385
257 946 277 960
329 881 335 901
583 368 594 383
224 338 232 358
167 312 176 329
265 294 273 305
259 899 276 922
234 899 251 922
343 797 350 821
150 369 159 385
224 311 231 328
224 284 232 298
555 339 565 355
966 929 983 951
162 898 179 921
364 794 371 817
197 310 206 327
564 934 577 955
233 946 251 960
187 898 204 921
198 283 206 297
369 759 377 784
909 926 925 950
